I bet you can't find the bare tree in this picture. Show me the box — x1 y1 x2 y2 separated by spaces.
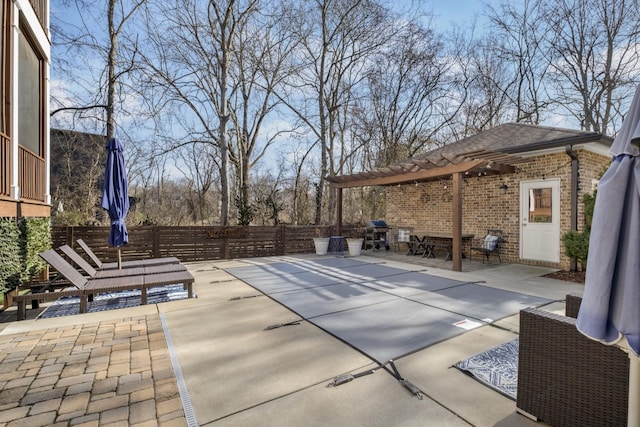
227 1 299 225
486 0 551 124
50 130 106 224
354 20 450 167
443 26 515 137
51 0 145 139
466 35 515 132
282 0 393 224
140 0 304 226
174 143 220 225
543 0 640 133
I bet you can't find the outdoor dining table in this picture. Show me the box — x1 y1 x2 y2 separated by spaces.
419 232 475 260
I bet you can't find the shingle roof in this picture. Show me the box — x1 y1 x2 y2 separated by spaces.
414 123 611 160
327 123 612 187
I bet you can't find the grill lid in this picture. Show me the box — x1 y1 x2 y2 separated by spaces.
367 220 388 228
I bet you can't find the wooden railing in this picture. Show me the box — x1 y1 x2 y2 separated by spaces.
0 133 9 197
18 146 45 202
52 225 360 263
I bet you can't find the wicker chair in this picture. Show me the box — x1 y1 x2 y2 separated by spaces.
516 295 629 427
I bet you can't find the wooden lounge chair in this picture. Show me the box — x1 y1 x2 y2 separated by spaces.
76 239 180 270
13 287 84 322
59 245 187 279
20 249 195 320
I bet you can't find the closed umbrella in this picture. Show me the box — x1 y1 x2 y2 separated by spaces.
576 84 640 426
101 137 129 269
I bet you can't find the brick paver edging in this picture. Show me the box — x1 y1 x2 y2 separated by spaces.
0 314 188 426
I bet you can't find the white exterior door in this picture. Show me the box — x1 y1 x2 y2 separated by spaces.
520 179 560 263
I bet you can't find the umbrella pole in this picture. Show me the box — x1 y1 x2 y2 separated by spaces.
630 353 640 427
118 248 122 270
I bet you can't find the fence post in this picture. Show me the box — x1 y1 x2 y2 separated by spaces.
279 225 286 255
223 234 229 260
66 226 74 246
153 226 160 258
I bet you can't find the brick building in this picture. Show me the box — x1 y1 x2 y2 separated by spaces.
328 123 612 271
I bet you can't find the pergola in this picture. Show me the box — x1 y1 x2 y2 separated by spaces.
326 149 528 271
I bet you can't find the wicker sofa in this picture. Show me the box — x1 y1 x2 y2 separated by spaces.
516 294 629 427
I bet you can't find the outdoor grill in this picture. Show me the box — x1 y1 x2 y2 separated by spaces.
365 220 390 250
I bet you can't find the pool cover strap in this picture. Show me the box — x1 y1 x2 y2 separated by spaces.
327 361 423 399
327 368 378 387
389 360 423 399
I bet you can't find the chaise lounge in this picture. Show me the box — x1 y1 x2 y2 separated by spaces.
13 250 194 321
76 239 180 269
59 244 187 279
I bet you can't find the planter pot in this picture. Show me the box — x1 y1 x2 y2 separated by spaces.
347 238 364 256
313 237 330 255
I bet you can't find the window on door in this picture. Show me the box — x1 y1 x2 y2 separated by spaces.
528 188 553 223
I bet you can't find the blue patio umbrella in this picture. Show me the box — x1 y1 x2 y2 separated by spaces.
101 137 129 268
576 85 640 426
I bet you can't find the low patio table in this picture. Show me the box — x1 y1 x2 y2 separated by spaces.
421 232 475 260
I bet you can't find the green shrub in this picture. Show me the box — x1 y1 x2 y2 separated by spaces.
20 217 52 283
0 217 52 294
0 219 22 293
562 230 589 271
582 191 596 233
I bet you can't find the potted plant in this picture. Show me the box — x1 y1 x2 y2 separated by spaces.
313 228 330 255
346 237 363 256
346 225 365 256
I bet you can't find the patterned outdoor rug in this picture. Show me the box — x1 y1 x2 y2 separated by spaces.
454 338 519 400
39 284 191 319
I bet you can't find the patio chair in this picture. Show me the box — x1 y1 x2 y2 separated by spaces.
37 249 194 315
76 238 179 269
59 245 187 279
394 227 413 252
470 229 503 263
516 297 628 427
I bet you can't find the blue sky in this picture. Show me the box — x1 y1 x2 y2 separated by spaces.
429 0 487 28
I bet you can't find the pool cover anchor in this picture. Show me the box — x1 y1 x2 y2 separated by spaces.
264 320 302 331
229 294 262 301
388 360 424 400
327 368 377 387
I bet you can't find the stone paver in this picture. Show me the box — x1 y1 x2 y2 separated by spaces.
0 314 188 426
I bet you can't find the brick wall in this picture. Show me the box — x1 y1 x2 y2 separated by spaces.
385 149 610 270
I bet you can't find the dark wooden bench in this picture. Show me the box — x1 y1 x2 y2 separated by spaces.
470 229 503 263
423 241 452 259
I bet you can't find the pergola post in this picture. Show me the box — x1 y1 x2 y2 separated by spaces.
336 187 343 235
452 172 463 271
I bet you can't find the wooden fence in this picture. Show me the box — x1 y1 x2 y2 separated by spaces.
52 225 360 263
